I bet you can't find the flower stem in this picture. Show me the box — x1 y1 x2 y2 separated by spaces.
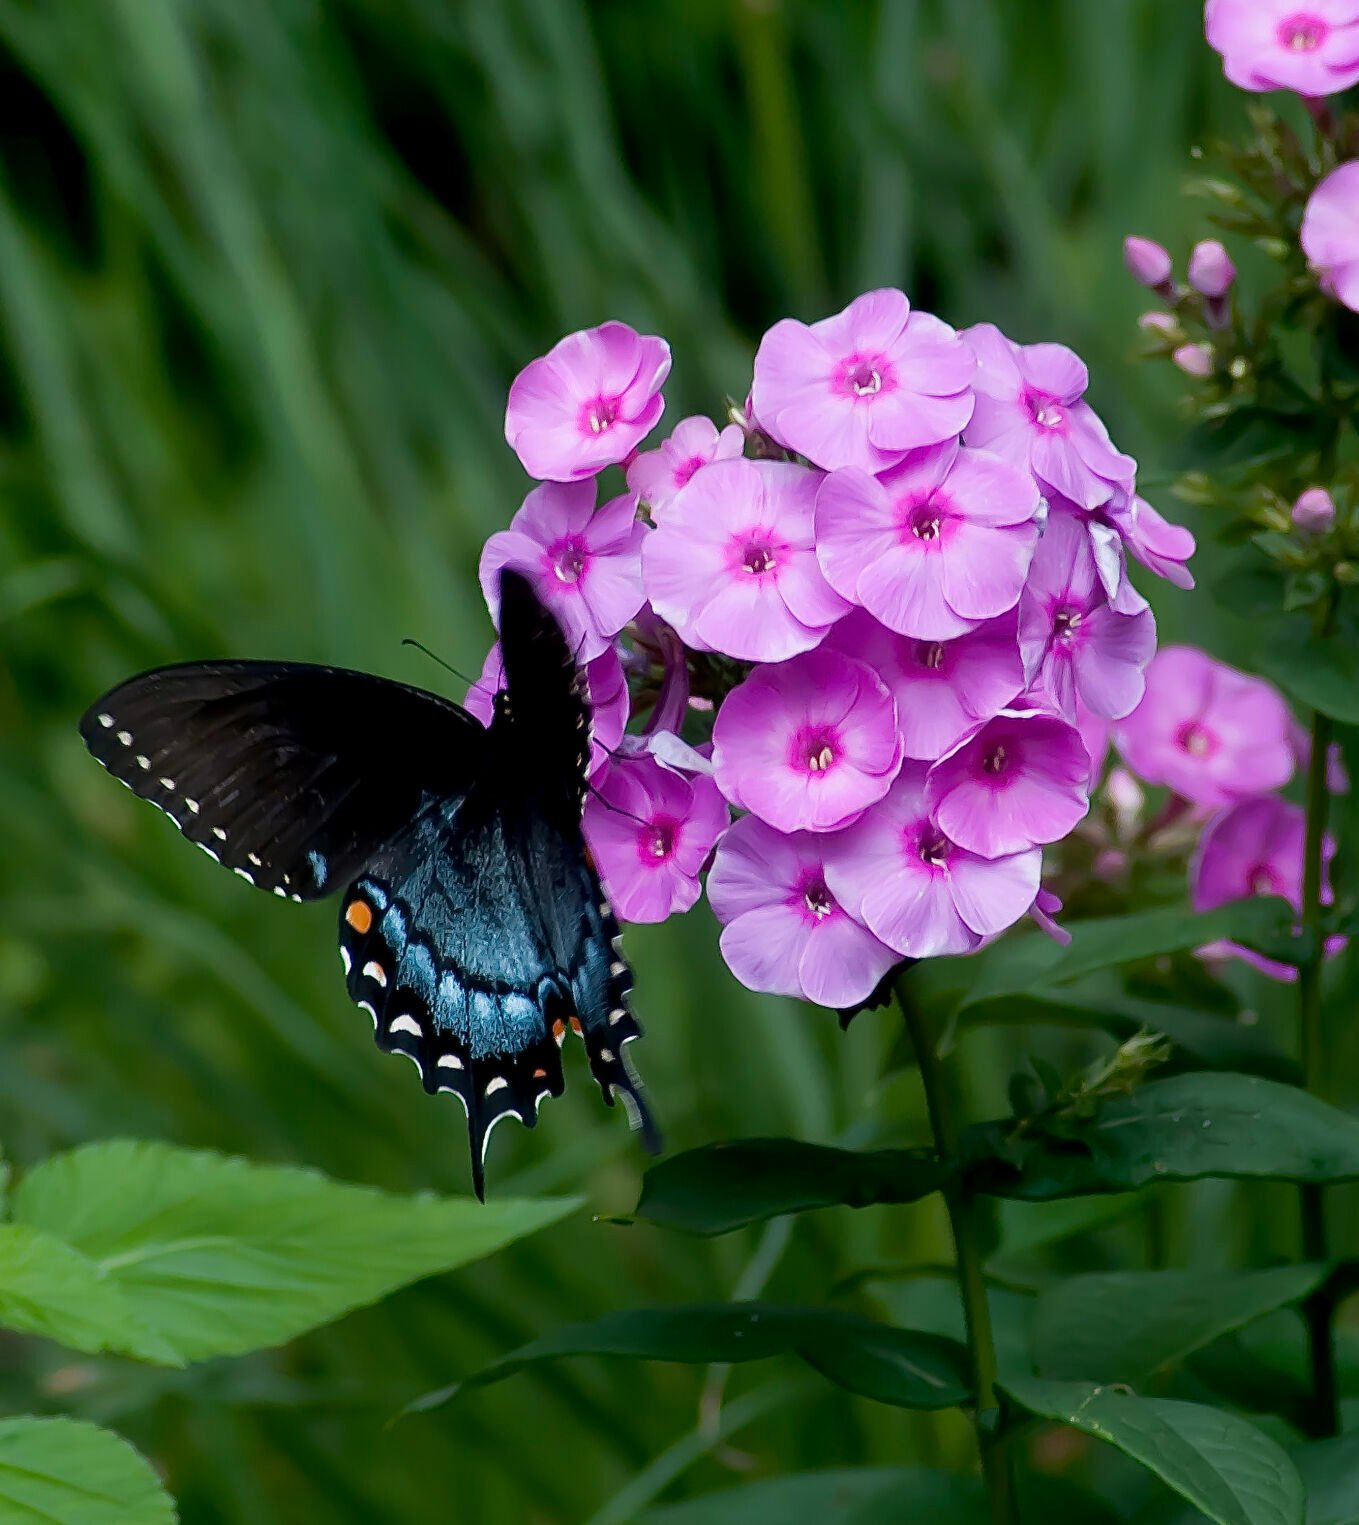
900 986 1015 1524
1299 704 1338 1437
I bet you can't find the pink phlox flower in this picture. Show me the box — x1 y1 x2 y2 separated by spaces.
706 815 898 1007
626 414 746 518
628 605 691 736
712 647 903 832
824 607 1024 761
1205 0 1359 96
583 754 728 924
750 288 976 474
815 440 1042 640
505 320 671 482
615 729 715 777
823 764 1042 958
479 481 647 661
963 323 1136 510
1073 702 1111 788
1112 645 1295 806
465 640 628 783
1101 494 1196 592
924 709 1092 859
1192 793 1344 980
642 458 850 662
1301 161 1359 313
1029 886 1072 946
1018 507 1157 722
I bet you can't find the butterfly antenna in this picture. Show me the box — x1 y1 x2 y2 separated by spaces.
402 638 476 688
586 782 650 828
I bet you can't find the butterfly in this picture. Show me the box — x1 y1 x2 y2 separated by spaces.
80 568 659 1197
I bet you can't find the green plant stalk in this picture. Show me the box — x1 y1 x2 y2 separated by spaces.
1299 702 1338 1438
900 988 1015 1525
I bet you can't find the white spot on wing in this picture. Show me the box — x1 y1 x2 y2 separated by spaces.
97 713 114 728
485 1076 508 1097
186 798 200 814
135 755 151 770
248 852 262 866
272 885 287 898
599 1047 615 1063
396 1049 424 1078
340 946 352 975
609 1007 626 1025
212 826 227 842
358 1000 378 1028
390 1014 422 1038
437 1053 464 1071
159 777 175 791
362 961 387 987
197 843 220 863
116 731 132 746
610 961 626 976
233 867 254 884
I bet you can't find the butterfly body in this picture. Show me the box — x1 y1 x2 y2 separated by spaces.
80 571 657 1196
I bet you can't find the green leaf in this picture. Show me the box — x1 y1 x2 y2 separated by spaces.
0 1223 180 1365
637 1469 985 1525
968 1073 1359 1199
1147 1432 1359 1523
1031 1265 1328 1383
1004 1378 1304 1525
407 1303 971 1416
12 1140 578 1362
1255 623 1359 725
0 1416 176 1524
633 1139 952 1235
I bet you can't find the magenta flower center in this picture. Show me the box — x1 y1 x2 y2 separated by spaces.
675 454 708 487
1176 720 1217 758
1053 606 1084 641
581 395 621 435
641 816 679 863
1249 864 1282 896
916 640 947 671
917 827 952 868
802 878 834 919
982 742 1009 776
741 540 777 575
833 351 895 402
791 724 840 775
1024 389 1067 431
549 537 589 584
1278 13 1328 49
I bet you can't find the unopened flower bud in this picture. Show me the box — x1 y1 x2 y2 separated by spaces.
1173 343 1215 378
1094 848 1128 881
1124 236 1173 293
1106 765 1145 820
1292 487 1335 532
1188 240 1236 299
1138 311 1180 338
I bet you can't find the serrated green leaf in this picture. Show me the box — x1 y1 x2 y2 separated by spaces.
1004 1378 1304 1525
1032 1264 1328 1384
0 1223 181 1365
968 1074 1359 1199
407 1303 971 1416
638 1469 986 1525
0 1416 176 1524
12 1140 578 1362
633 1139 952 1236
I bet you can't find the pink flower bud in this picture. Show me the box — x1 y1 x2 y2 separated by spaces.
1187 240 1236 299
1138 311 1179 337
1106 766 1145 819
1124 236 1173 290
1173 343 1214 378
1292 487 1336 532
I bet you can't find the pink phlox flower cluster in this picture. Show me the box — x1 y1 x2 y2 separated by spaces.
485 299 1200 1007
1205 0 1359 96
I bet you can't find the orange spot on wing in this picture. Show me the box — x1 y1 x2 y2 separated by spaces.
552 1019 566 1040
345 900 373 934
569 1016 583 1035
533 1067 548 1079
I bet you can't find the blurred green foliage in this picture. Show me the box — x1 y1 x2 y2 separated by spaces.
1 1 1354 1519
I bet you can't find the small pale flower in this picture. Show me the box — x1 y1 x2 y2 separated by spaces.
825 608 1024 761
505 321 671 481
583 755 728 924
1113 645 1295 806
750 288 976 474
1018 508 1157 721
1301 162 1359 313
712 648 902 832
480 481 647 661
626 414 746 518
815 441 1041 639
643 458 850 662
924 711 1091 858
1205 0 1359 96
707 815 898 1008
963 323 1136 510
823 764 1042 958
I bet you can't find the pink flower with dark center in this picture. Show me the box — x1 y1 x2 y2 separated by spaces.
924 711 1091 859
823 765 1042 957
1101 494 1196 591
750 288 976 474
1192 794 1344 980
1205 0 1359 96
712 648 902 832
505 321 671 482
582 754 728 924
626 414 746 518
480 481 647 661
707 815 899 1007
815 441 1041 639
465 640 629 783
1113 646 1295 806
1018 508 1157 722
963 323 1136 510
643 458 850 662
1301 161 1359 313
824 607 1024 761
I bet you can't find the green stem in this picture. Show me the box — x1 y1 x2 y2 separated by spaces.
1299 703 1338 1437
900 987 1016 1524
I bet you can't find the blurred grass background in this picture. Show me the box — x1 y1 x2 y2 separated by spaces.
1 1 1346 1520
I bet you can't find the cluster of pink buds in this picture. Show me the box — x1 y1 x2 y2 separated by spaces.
478 290 1197 1007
